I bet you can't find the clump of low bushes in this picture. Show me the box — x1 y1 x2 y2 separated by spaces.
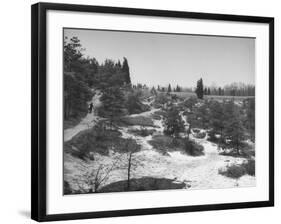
219 164 246 179
183 138 204 156
219 159 255 179
192 129 206 139
149 135 204 157
66 122 140 160
242 159 255 176
119 116 155 127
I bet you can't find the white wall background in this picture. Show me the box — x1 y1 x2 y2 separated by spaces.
0 0 279 223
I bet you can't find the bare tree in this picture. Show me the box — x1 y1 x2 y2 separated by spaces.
72 153 122 193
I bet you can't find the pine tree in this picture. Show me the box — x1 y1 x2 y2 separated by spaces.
209 101 225 147
218 87 222 95
245 98 255 142
224 101 245 155
195 78 204 99
167 84 172 93
176 85 181 92
150 86 157 95
204 88 208 95
164 107 185 137
122 57 131 84
98 86 126 126
207 88 211 95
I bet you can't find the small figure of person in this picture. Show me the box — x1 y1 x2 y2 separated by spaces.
88 102 93 113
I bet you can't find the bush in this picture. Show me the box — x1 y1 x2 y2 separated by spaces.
126 91 150 114
153 93 171 108
219 142 255 158
149 135 204 157
242 159 255 176
67 123 141 159
149 135 175 151
219 164 246 179
183 139 204 156
119 116 155 127
207 131 219 143
192 129 206 139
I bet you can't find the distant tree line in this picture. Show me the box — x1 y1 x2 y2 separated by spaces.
195 78 255 99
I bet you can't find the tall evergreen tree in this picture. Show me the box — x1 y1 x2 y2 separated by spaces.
195 78 204 99
245 98 255 142
164 107 185 137
223 101 245 155
207 88 211 95
122 57 131 84
218 87 222 95
209 101 225 148
98 86 126 126
204 88 208 95
151 86 157 95
167 84 172 93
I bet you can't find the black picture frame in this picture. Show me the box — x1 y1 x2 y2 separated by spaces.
31 2 274 222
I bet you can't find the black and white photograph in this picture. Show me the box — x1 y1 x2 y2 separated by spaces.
63 28 256 194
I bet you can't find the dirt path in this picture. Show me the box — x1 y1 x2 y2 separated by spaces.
64 91 102 142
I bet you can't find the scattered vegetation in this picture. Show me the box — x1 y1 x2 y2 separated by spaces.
63 35 256 194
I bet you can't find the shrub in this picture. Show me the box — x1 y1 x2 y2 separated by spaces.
242 159 255 176
153 93 171 108
149 135 174 151
183 139 204 156
207 131 219 143
219 164 246 179
149 135 204 157
192 129 206 139
67 123 141 159
126 91 150 114
119 116 155 127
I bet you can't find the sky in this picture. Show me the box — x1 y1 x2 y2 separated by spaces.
64 28 255 88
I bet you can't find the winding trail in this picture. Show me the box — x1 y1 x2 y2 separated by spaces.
64 91 102 142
